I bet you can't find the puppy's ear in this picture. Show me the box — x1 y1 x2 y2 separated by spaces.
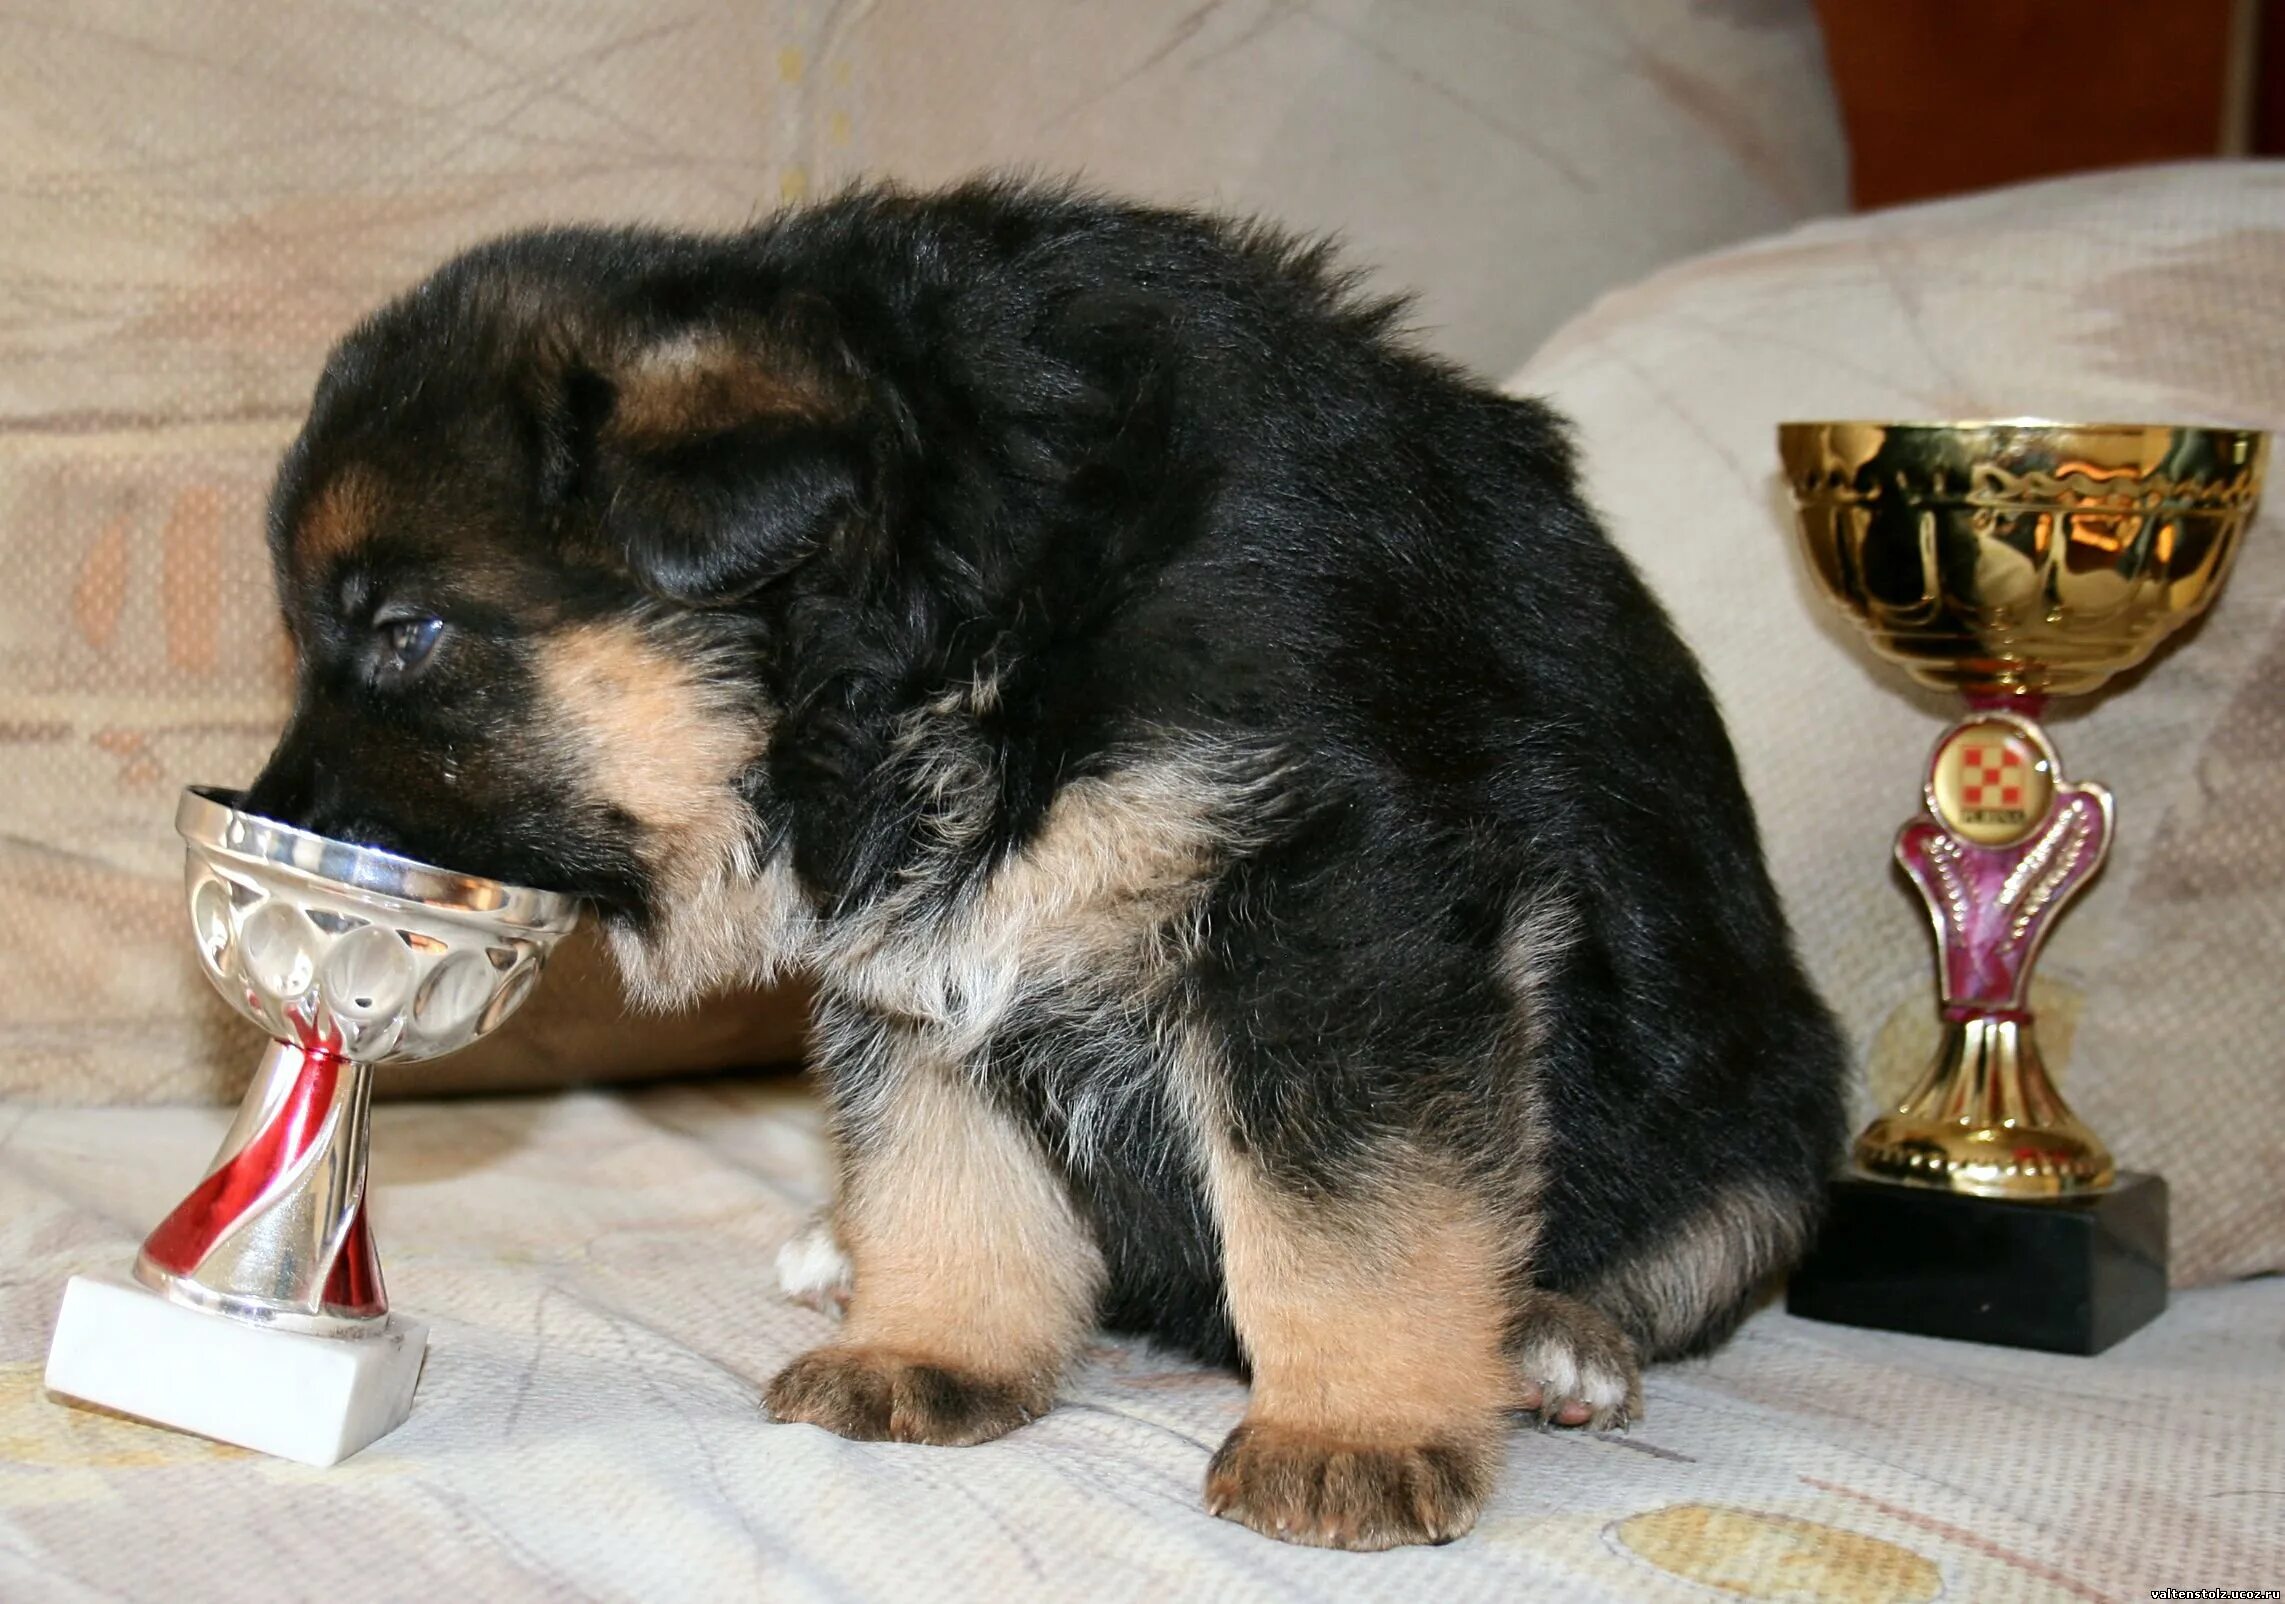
544 307 869 605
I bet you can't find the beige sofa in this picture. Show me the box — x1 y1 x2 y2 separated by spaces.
5 6 2281 1599
0 0 1845 1106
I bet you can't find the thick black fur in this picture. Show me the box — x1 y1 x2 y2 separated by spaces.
246 178 1847 1373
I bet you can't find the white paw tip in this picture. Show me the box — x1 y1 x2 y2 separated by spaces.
775 1218 853 1315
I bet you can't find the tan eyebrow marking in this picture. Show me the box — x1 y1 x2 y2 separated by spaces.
296 463 385 567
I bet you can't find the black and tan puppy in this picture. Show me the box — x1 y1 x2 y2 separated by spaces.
243 179 1847 1550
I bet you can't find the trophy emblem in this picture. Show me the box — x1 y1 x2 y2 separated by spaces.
1776 420 2266 1351
45 786 579 1463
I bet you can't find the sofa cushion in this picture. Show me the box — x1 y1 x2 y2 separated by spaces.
1511 161 2285 1286
0 0 1844 1104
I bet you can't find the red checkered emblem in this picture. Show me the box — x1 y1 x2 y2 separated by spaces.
1959 743 2026 810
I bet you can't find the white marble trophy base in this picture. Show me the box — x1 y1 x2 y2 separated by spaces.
44 1273 428 1466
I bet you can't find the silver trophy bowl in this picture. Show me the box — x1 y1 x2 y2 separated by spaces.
179 784 579 1063
143 786 581 1333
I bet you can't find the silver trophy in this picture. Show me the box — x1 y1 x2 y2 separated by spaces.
45 786 579 1464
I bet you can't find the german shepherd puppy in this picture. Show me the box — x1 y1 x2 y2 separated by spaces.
243 179 1846 1549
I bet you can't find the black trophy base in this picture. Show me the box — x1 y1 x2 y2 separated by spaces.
1786 1171 2168 1354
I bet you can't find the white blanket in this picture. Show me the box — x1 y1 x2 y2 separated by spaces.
4 1082 2277 1601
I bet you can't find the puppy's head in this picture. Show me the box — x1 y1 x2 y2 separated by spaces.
242 232 875 996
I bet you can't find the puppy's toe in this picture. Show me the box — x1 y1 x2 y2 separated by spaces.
1509 1293 1642 1432
1203 1420 1496 1550
764 1346 1046 1446
774 1212 854 1316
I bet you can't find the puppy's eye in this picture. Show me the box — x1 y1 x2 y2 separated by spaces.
376 614 444 678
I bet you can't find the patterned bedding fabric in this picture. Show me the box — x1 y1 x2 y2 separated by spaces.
0 0 1843 1106
6 1079 2279 1602
1513 161 2285 1288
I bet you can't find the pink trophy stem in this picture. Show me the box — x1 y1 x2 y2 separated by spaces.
1855 705 2119 1195
1895 719 2106 1019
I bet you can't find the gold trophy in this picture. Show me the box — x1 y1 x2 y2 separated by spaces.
1775 420 2266 1352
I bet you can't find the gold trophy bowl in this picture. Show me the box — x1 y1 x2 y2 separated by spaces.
1783 419 2264 699
1780 419 2266 1204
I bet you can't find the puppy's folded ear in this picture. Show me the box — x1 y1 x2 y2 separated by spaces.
541 307 871 606
595 403 864 606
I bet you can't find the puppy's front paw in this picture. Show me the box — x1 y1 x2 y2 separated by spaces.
1509 1293 1641 1431
1204 1420 1496 1549
764 1346 1046 1446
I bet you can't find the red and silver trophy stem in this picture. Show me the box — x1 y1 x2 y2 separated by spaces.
135 1040 388 1334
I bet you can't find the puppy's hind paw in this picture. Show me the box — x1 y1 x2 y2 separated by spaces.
1509 1292 1642 1431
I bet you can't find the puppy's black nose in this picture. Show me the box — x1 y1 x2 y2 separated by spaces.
242 719 397 851
240 760 318 833
249 788 415 859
